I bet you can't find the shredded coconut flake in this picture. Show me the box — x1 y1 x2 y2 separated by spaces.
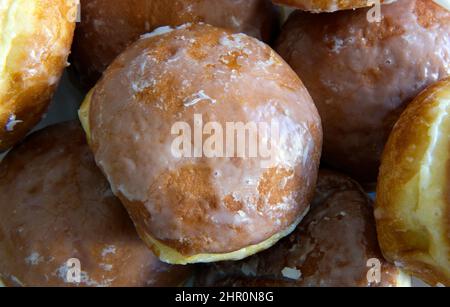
140 26 173 40
183 90 216 107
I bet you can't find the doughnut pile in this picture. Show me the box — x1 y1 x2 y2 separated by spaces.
1 0 449 287
276 0 450 183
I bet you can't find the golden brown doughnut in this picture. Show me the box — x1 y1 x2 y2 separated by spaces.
0 121 192 287
376 77 450 287
71 0 279 88
195 170 411 287
275 0 450 184
79 23 322 264
273 0 395 12
0 0 76 151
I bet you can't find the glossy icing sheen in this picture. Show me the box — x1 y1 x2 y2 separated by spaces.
87 24 322 259
0 122 191 286
276 0 450 183
71 0 279 87
195 171 411 287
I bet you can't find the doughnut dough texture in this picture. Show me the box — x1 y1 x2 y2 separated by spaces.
81 23 322 264
195 171 411 287
275 0 450 183
376 78 450 286
71 0 279 87
0 0 76 151
273 0 395 12
0 122 192 287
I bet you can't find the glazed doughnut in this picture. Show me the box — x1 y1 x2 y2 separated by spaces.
275 0 450 184
71 0 279 88
376 77 450 287
79 23 322 264
273 0 395 12
195 170 411 287
0 121 192 287
0 0 76 151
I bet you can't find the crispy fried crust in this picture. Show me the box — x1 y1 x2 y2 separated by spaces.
275 0 450 183
0 122 192 286
195 170 410 287
376 77 450 286
71 0 279 88
81 23 322 264
0 0 76 151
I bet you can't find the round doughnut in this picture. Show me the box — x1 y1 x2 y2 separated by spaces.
71 0 279 88
0 121 192 287
273 0 395 12
275 0 450 184
79 23 322 264
376 77 450 287
195 170 411 287
0 0 76 151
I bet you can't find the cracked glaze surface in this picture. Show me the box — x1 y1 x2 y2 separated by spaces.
87 24 322 258
195 170 410 287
